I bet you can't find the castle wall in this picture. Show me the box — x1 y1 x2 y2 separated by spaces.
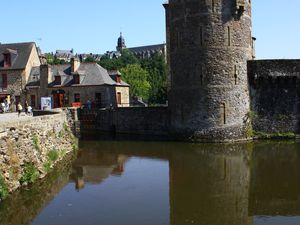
79 107 169 139
166 0 253 142
248 60 300 133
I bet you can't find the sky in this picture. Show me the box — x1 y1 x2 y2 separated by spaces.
1 0 300 59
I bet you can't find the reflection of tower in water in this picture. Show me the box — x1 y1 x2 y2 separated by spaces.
169 145 253 225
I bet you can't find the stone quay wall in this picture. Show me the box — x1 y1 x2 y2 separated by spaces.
248 60 300 133
0 112 77 197
79 107 169 139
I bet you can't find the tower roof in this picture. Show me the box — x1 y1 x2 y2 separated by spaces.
117 32 126 51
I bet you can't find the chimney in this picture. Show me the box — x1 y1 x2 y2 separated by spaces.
40 64 51 97
71 57 80 73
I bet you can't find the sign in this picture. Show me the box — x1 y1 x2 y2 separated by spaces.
41 97 52 111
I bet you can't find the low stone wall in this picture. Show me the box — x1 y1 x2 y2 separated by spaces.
0 112 77 198
79 107 169 139
248 60 300 133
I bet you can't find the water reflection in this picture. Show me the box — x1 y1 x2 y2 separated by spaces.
1 141 300 225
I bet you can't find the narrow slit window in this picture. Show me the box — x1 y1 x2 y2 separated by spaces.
200 26 204 46
227 26 231 46
234 65 238 85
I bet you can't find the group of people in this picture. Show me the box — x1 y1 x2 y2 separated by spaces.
17 101 32 117
0 96 11 113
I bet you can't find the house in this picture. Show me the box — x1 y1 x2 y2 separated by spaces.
55 49 74 62
0 42 41 110
27 58 130 109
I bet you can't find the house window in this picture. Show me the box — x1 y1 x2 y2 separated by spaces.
73 75 80 84
117 92 121 105
1 74 7 90
3 54 11 68
74 93 80 103
116 75 121 83
95 93 102 107
31 95 36 107
54 76 61 85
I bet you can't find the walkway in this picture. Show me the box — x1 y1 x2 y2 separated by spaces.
0 112 33 127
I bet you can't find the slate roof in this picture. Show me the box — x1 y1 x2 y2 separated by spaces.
27 66 40 87
0 42 36 70
27 62 129 88
129 44 165 54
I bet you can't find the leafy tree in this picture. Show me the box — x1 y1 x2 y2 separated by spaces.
120 64 151 100
84 55 96 63
140 54 167 105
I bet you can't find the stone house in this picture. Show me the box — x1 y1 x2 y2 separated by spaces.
26 58 130 109
0 42 41 109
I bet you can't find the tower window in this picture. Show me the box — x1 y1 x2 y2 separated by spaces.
227 26 231 46
220 103 226 125
199 26 204 46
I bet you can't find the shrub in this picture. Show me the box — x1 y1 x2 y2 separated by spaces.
20 162 39 184
0 174 8 200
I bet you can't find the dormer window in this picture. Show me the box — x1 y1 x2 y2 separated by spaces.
116 75 121 83
3 53 11 68
73 75 80 84
54 76 61 85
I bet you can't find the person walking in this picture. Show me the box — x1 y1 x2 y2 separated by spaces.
17 102 23 117
25 101 29 115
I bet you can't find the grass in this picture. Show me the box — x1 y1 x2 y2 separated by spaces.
0 174 8 200
20 162 40 185
47 149 59 162
43 160 52 173
32 135 40 152
254 131 296 139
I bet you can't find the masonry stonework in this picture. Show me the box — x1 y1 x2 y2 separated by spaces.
248 60 300 133
166 0 253 142
0 112 77 194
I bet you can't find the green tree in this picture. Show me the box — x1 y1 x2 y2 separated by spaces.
120 64 151 100
84 55 96 63
140 54 167 105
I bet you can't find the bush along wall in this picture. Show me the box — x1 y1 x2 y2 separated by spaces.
0 113 78 200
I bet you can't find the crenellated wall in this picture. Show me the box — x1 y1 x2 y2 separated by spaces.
248 60 300 133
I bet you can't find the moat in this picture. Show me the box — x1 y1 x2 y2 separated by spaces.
1 140 300 225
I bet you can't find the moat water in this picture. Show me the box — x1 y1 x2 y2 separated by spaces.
1 140 300 225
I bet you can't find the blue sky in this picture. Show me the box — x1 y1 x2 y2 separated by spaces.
1 0 300 59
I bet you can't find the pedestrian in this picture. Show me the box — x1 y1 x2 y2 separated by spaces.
25 101 29 114
87 99 92 110
17 102 23 117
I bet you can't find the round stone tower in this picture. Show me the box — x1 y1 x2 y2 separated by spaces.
164 0 253 142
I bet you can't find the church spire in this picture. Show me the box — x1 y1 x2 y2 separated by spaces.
117 32 126 51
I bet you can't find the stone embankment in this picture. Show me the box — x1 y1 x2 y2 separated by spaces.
0 111 77 200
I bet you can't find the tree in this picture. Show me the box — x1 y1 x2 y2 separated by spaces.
84 55 96 63
140 54 167 105
120 64 151 101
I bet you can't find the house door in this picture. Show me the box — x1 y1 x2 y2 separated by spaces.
53 93 64 108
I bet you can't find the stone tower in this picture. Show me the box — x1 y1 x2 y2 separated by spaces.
164 0 253 142
116 32 126 51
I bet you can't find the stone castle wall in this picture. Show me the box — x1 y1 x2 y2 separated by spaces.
79 107 169 139
248 60 300 133
166 0 253 142
0 112 77 195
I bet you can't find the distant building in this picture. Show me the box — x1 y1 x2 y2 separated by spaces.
77 53 103 62
104 33 166 60
27 58 130 109
55 49 74 62
0 42 41 109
